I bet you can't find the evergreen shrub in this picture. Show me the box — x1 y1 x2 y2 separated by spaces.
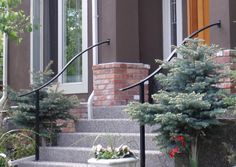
125 39 235 167
8 64 78 145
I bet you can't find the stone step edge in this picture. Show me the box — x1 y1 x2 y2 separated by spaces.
40 147 163 155
19 161 88 167
59 132 158 136
9 155 35 166
78 119 132 121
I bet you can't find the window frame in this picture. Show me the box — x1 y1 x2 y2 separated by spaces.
162 0 183 60
58 0 88 94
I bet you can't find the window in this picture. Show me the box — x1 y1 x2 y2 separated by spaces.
170 0 177 46
162 0 183 60
58 0 88 94
30 0 44 80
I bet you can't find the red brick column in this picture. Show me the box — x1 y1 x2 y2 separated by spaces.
214 49 236 93
93 63 150 106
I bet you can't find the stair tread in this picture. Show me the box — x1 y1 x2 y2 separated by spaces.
59 132 158 136
58 132 159 150
79 119 132 121
76 119 160 133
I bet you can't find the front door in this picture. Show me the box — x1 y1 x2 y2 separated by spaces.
187 0 210 44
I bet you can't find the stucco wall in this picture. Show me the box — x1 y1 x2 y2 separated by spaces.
210 0 236 49
8 0 31 90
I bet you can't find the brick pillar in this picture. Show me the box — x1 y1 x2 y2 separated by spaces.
214 49 236 93
93 63 150 106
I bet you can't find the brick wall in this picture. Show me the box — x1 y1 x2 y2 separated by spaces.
214 49 236 93
59 103 88 133
93 62 150 106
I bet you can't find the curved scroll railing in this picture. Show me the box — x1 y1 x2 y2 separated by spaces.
20 39 110 160
120 21 221 167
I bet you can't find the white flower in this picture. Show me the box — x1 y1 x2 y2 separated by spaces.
8 160 12 166
0 153 6 158
107 146 112 152
122 145 130 152
122 145 129 150
115 146 120 152
96 144 103 152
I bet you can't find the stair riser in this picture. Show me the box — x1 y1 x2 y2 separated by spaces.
93 106 128 119
58 134 158 150
39 148 91 163
76 120 159 133
39 148 174 167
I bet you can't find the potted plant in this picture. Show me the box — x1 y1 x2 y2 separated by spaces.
88 144 138 167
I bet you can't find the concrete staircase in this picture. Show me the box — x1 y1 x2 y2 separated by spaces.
18 106 174 167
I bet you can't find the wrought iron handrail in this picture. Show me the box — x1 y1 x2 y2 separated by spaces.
120 21 221 91
120 21 221 167
19 39 110 161
20 39 110 97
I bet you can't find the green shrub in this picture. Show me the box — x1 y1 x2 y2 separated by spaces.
8 64 78 145
0 0 32 42
0 129 35 166
125 39 236 167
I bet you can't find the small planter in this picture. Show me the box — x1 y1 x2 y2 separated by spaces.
88 158 139 167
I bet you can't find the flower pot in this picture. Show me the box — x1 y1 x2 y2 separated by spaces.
88 158 139 167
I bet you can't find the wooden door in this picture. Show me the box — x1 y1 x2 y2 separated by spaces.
187 0 210 44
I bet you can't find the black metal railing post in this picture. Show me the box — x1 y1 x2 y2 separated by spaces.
35 90 40 161
139 83 145 167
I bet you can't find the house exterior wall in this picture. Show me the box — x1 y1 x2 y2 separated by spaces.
98 0 140 63
98 0 164 67
229 0 236 49
8 0 31 90
182 0 188 38
7 0 236 97
138 0 163 72
210 0 231 48
210 0 236 49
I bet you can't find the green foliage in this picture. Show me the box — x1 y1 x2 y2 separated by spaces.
92 144 135 160
8 66 78 145
0 0 32 42
125 39 236 164
0 129 35 166
0 156 8 167
223 142 236 166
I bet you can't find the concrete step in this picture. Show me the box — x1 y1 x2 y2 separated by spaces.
93 106 129 119
18 161 88 167
58 132 159 150
39 147 91 164
76 119 159 133
39 147 174 167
